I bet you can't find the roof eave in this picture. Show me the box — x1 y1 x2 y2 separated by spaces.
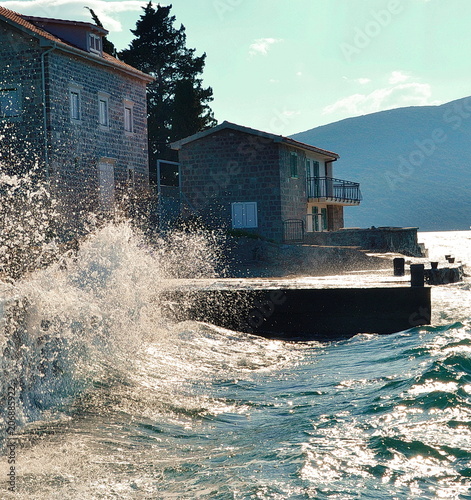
39 39 154 83
0 10 153 83
23 16 108 36
0 12 48 42
171 120 339 159
282 137 339 160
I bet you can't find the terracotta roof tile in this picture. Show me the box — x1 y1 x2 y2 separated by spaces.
0 6 153 82
0 6 63 43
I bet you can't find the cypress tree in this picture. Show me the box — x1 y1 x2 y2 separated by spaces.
119 2 216 180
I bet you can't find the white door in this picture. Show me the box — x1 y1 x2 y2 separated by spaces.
98 161 115 211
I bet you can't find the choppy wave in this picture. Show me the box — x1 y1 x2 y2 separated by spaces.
0 227 470 499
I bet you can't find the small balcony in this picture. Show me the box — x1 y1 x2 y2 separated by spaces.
307 177 362 205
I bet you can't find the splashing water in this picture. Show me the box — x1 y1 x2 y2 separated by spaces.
0 215 226 425
1 180 471 500
0 171 61 279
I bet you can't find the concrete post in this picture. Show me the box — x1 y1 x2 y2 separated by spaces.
410 263 425 287
393 257 405 276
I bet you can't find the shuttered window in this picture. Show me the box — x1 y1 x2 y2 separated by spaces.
98 93 109 127
232 202 258 228
70 90 80 120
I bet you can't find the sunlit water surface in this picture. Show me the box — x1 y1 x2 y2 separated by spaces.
1 228 470 499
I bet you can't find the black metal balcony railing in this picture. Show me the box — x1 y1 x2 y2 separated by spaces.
307 177 362 203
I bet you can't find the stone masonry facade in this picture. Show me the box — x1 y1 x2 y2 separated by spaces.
279 145 308 224
177 127 340 243
0 24 45 170
0 13 150 225
46 50 149 214
179 128 284 241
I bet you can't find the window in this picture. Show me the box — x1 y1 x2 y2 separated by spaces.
124 100 134 133
127 168 135 187
98 93 109 127
290 152 298 178
321 207 328 230
69 86 81 121
0 88 21 118
89 33 102 55
98 159 116 211
311 206 328 232
306 158 320 178
232 202 258 229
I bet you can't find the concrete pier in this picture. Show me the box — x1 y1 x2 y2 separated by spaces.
163 276 431 341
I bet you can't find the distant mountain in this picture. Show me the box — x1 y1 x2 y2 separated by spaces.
291 97 471 231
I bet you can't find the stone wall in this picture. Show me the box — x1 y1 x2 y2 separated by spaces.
223 236 392 277
327 205 344 231
279 146 307 223
179 129 285 241
46 50 149 214
0 25 150 223
304 227 423 256
0 27 45 170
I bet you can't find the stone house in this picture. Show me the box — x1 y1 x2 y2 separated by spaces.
0 7 153 218
171 121 362 242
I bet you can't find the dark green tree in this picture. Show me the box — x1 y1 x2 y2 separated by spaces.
119 2 216 179
85 7 117 56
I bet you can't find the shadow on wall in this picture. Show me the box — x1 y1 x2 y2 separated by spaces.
223 236 393 278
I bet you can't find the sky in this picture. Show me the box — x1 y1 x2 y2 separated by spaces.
4 0 471 136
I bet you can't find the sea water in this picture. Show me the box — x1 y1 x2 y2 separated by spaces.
1 226 470 499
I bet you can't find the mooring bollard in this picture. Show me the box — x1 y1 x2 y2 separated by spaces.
410 263 425 287
393 257 405 276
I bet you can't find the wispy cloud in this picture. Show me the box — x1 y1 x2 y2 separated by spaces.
323 81 438 117
388 70 410 85
2 0 147 31
342 76 371 85
249 37 282 57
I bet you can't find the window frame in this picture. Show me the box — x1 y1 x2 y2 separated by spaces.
127 168 135 188
0 86 22 119
290 152 298 178
97 157 116 211
123 100 134 134
69 84 82 123
98 92 110 129
89 33 102 55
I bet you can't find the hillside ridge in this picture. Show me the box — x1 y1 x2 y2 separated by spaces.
291 96 471 231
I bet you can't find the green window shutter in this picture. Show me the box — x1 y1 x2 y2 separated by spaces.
290 153 298 178
312 206 319 231
321 208 328 230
